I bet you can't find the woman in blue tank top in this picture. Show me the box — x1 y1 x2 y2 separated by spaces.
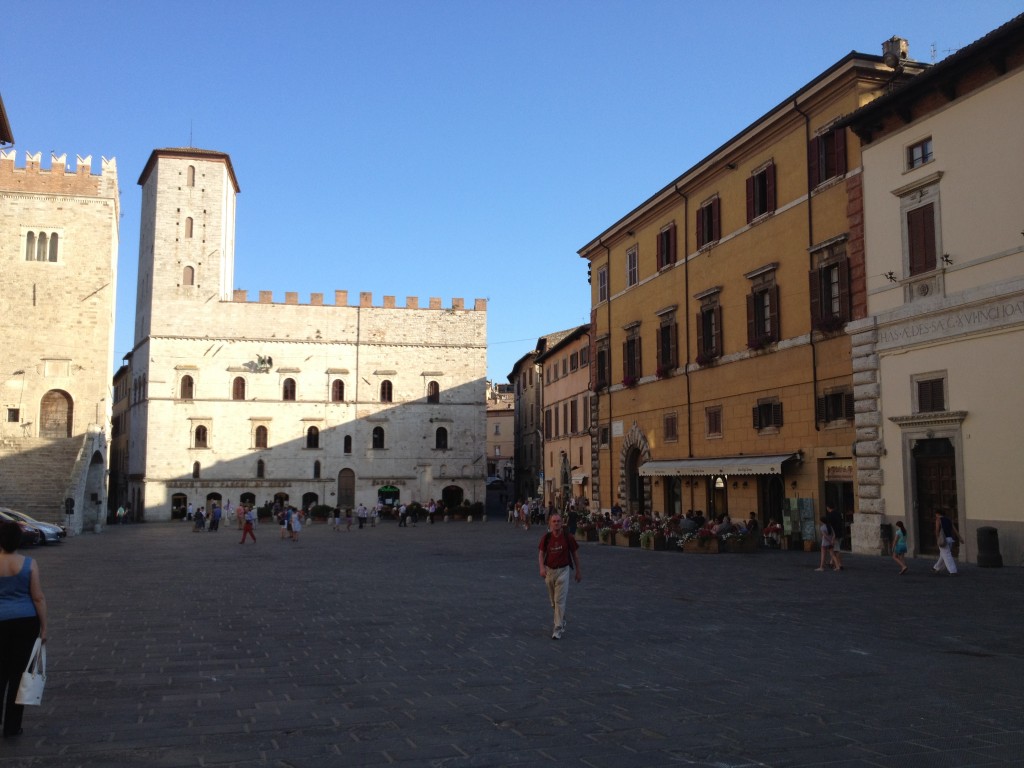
0 521 48 738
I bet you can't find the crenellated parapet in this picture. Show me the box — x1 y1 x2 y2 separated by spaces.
0 150 118 197
230 290 487 311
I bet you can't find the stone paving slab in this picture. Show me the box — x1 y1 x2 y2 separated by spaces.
0 520 1021 767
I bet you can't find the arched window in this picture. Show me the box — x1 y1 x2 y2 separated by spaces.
192 461 200 479
343 435 352 454
182 266 195 286
380 380 393 403
306 426 320 449
180 375 194 400
232 377 246 400
313 460 321 479
48 233 58 262
331 379 344 402
427 380 440 403
255 425 268 449
186 165 196 187
25 232 35 261
256 459 265 479
372 426 385 450
435 427 448 450
283 378 296 401
194 425 208 448
185 217 193 238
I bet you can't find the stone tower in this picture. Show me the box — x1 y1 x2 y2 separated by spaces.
0 150 119 530
134 148 239 343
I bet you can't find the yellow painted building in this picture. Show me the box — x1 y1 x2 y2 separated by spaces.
579 45 925 545
537 325 592 509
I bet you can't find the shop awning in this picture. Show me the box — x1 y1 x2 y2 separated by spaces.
638 453 798 477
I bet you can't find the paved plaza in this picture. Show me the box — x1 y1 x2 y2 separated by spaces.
1 517 1021 768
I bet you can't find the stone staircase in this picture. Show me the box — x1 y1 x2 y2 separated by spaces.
0 435 87 523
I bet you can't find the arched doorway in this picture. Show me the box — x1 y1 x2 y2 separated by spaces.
273 492 289 508
301 491 319 511
337 469 355 507
558 453 571 510
441 484 464 509
624 447 643 514
171 493 188 519
239 492 256 508
40 390 73 438
378 484 399 506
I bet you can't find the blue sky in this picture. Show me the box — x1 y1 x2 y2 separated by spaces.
5 1 1021 382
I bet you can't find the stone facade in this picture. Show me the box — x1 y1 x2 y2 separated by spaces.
0 149 119 532
843 18 1024 564
125 149 486 520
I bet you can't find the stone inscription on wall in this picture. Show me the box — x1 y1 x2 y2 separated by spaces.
876 295 1024 351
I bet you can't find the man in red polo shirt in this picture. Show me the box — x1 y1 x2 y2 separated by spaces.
538 512 582 640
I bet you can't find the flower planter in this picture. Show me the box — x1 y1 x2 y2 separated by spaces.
583 528 599 543
722 535 758 554
653 534 667 551
623 532 641 548
640 537 655 551
683 538 719 554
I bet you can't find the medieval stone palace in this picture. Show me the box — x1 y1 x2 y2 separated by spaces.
116 148 486 520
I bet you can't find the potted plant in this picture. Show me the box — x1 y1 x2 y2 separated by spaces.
621 374 639 388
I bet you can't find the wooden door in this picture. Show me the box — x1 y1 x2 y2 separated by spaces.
914 439 957 553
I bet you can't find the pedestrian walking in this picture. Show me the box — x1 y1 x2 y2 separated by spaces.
239 508 256 544
933 508 963 575
893 520 909 575
345 508 353 531
332 506 342 531
0 521 48 738
537 512 581 640
815 512 837 572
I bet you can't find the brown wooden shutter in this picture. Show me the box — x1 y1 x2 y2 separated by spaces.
834 128 847 176
752 405 761 429
696 311 706 357
809 268 822 324
746 293 756 345
696 206 705 247
746 176 755 223
668 223 677 265
837 257 851 320
711 198 720 240
772 401 783 427
844 392 855 420
622 340 628 379
769 284 780 340
815 396 825 423
713 305 723 356
656 230 665 269
908 203 936 275
808 136 820 188
766 163 777 213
